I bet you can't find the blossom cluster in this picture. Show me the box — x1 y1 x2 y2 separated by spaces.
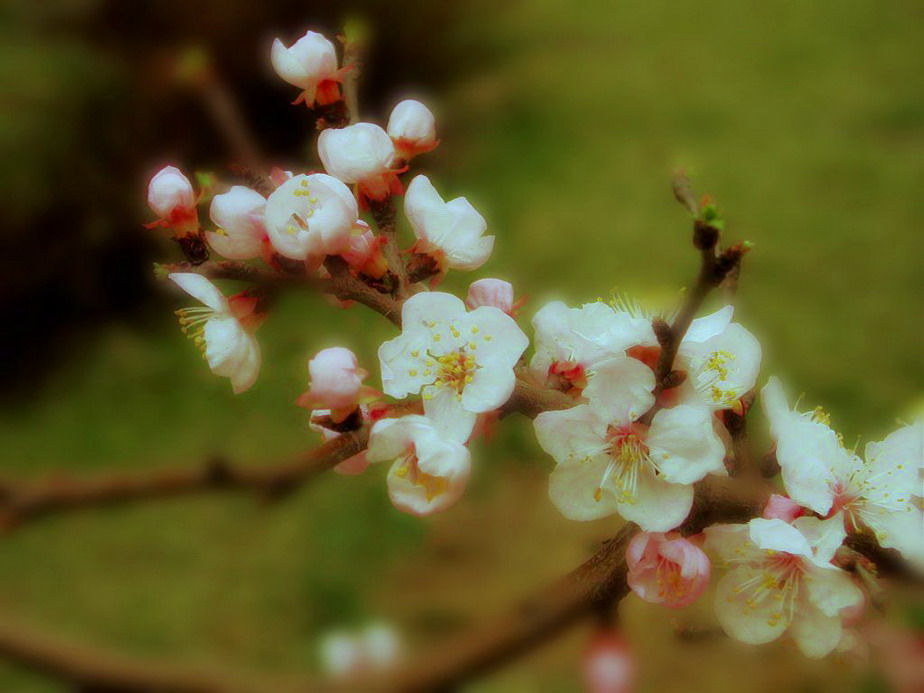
144 25 923 673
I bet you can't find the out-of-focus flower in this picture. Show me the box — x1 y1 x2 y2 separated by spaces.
168 273 262 393
626 531 711 607
206 186 268 260
318 123 400 204
264 173 357 263
367 414 471 516
762 493 805 523
146 166 198 236
387 99 438 161
271 30 343 106
378 291 528 443
405 175 493 273
581 630 635 693
296 346 378 420
762 377 924 567
705 515 863 658
465 278 521 316
534 357 725 531
320 622 402 678
341 223 389 279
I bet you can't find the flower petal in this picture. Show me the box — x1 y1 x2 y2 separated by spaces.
646 404 725 484
169 273 228 312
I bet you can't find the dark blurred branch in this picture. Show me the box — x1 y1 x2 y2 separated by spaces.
164 258 403 327
0 429 369 531
0 477 776 692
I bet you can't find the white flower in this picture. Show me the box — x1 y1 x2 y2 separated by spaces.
534 357 725 531
168 273 261 394
318 123 397 201
206 186 267 260
589 302 761 411
264 173 357 261
530 301 631 394
320 622 402 678
147 166 195 219
675 306 762 411
367 415 471 516
763 377 923 566
378 291 528 442
271 31 341 104
705 515 864 658
404 175 493 271
387 99 437 159
146 166 198 235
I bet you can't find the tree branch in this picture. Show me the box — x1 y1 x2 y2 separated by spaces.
0 429 368 531
0 478 774 692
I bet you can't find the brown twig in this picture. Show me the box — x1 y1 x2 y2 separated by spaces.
723 390 756 477
369 196 410 302
0 477 777 692
0 429 368 531
164 259 403 327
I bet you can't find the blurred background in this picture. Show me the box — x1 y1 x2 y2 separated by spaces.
1 0 922 690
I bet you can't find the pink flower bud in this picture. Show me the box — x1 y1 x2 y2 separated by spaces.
582 630 634 693
465 278 515 314
147 166 197 235
307 347 368 411
206 186 267 260
626 531 711 608
318 123 399 204
387 99 437 160
342 223 389 279
762 493 805 523
271 31 341 105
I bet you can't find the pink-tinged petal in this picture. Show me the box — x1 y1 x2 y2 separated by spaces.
168 273 228 312
307 346 366 410
465 278 514 314
581 631 634 693
387 100 436 147
148 166 195 218
762 494 804 522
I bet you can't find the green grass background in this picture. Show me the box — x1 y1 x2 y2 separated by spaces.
1 0 921 690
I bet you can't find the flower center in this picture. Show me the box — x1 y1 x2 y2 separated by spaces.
393 452 448 502
175 307 216 354
728 552 803 627
434 349 477 396
548 360 587 395
695 349 739 406
655 557 688 602
285 178 320 235
596 424 652 503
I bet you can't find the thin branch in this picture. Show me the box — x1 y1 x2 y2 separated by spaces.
0 616 305 693
164 259 402 327
0 478 775 692
369 196 411 302
0 429 368 531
